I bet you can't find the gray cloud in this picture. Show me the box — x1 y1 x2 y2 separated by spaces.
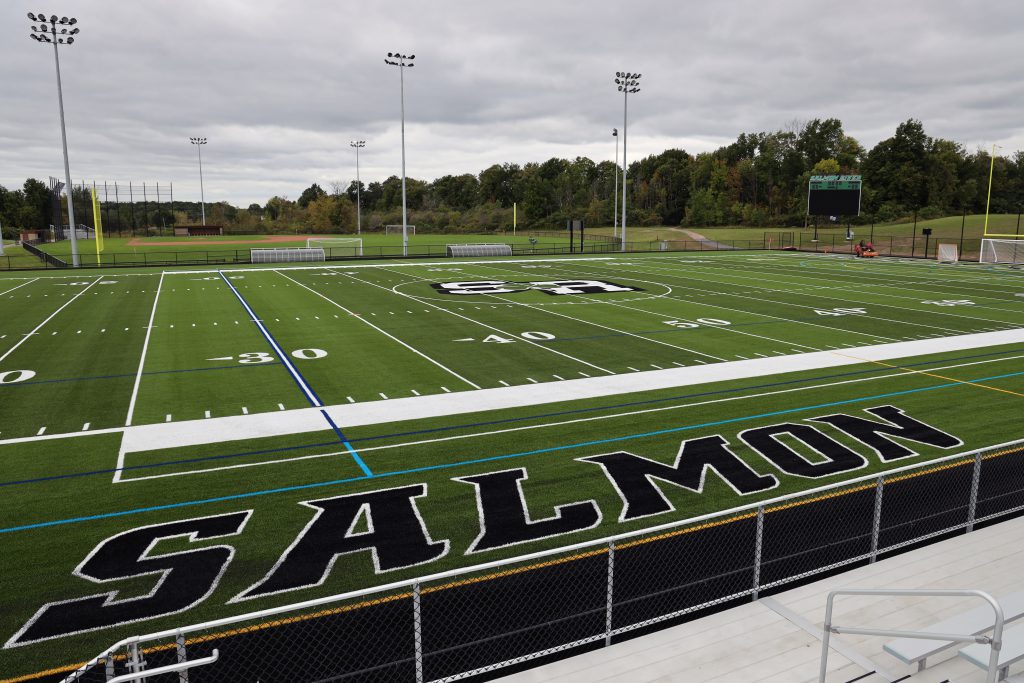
2 0 1022 206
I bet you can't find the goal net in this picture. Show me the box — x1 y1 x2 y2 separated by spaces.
936 243 958 264
306 238 363 255
384 225 416 236
980 239 1024 265
446 244 513 257
251 248 325 263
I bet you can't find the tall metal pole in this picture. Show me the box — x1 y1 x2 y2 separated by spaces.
190 137 208 226
615 73 641 253
385 52 415 256
351 140 365 234
29 14 82 265
197 145 206 226
613 128 619 238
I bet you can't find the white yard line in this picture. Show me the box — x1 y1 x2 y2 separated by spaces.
0 278 40 297
396 262 728 362
124 272 164 427
276 270 481 390
659 258 1021 327
344 269 615 375
607 260 969 336
0 276 102 365
114 327 1024 456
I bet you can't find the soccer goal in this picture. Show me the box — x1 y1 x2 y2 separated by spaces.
936 243 959 264
306 238 363 255
446 243 513 257
980 238 1024 265
251 248 325 263
384 225 416 236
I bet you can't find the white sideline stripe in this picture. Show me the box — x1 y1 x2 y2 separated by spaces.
155 256 616 277
117 328 1024 455
0 277 101 365
124 273 164 428
276 270 481 390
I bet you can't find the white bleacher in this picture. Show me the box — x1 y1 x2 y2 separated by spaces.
884 591 1024 670
498 514 1024 682
446 243 513 257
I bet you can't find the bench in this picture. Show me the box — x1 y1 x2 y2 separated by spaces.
883 591 1024 670
959 622 1024 680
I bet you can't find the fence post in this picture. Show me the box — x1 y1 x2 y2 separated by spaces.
752 505 764 600
605 541 615 646
176 631 189 683
967 451 983 532
870 476 884 562
413 581 424 683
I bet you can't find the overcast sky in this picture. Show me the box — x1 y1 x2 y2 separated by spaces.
2 0 1022 206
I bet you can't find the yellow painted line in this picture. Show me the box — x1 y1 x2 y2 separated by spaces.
833 352 1024 399
7 446 1023 683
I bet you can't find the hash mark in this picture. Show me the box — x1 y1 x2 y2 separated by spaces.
165 414 172 422
499 380 510 386
82 422 90 431
346 396 355 403
552 374 565 380
441 386 451 393
527 377 538 383
37 427 46 436
204 410 211 418
242 407 249 415
278 403 285 410
411 389 420 396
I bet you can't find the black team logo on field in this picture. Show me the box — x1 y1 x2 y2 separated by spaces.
5 405 961 647
430 279 642 296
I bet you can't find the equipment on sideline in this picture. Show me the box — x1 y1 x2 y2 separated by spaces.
384 225 415 236
446 244 513 257
980 238 1024 265
936 243 959 264
306 238 363 255
251 248 325 263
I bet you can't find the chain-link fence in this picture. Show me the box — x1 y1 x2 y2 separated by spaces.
46 440 1024 683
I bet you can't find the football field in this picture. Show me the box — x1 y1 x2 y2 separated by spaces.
2 250 1024 679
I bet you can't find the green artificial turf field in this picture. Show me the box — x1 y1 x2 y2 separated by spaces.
1 250 1023 679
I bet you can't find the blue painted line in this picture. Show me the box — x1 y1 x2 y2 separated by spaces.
0 362 282 389
4 368 1023 534
218 271 324 408
0 347 1021 489
320 409 372 477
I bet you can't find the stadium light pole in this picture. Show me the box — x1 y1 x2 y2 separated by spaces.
29 12 81 266
189 137 208 226
615 72 641 252
350 140 365 234
612 128 619 239
384 51 414 256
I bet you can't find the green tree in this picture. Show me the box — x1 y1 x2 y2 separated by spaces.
297 183 327 208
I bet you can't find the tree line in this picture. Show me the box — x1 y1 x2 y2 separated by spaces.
3 118 1023 239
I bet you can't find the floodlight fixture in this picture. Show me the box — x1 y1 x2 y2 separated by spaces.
28 10 82 265
613 70 642 252
384 50 416 255
190 137 209 225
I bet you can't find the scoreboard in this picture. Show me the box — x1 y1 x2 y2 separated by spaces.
807 175 862 216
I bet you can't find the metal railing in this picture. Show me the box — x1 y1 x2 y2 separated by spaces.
819 589 1005 683
51 439 1024 683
